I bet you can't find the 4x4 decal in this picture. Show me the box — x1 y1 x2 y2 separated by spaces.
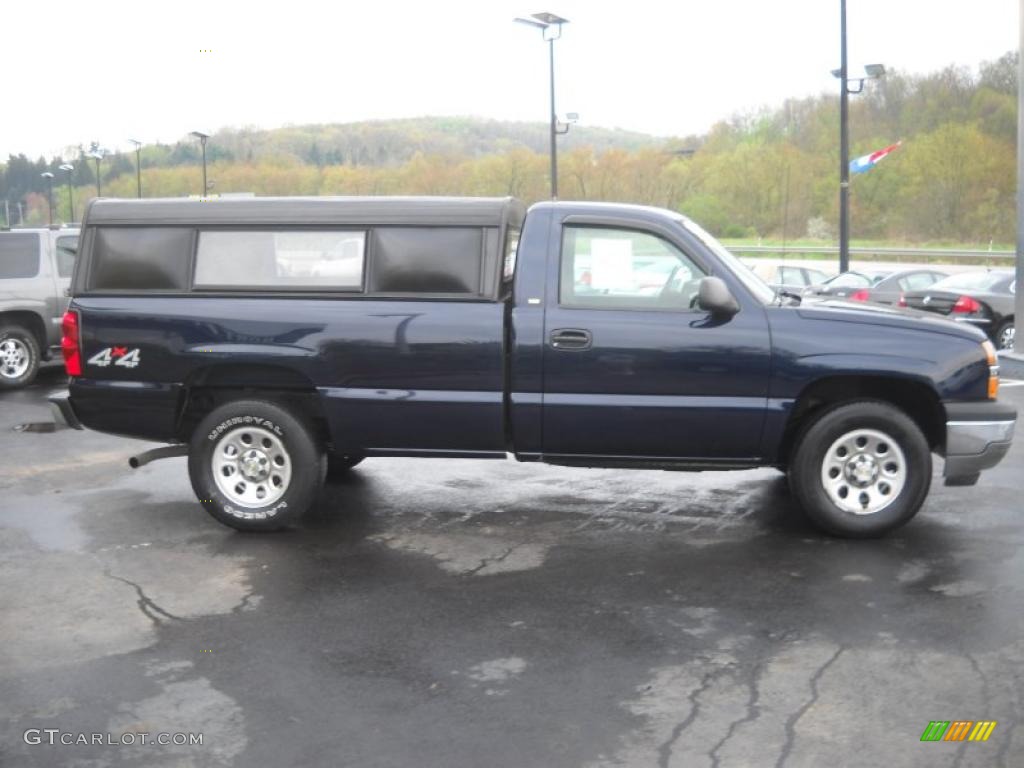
87 346 141 369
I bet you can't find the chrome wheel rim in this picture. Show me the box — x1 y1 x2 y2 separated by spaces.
998 324 1015 351
0 338 30 379
820 428 906 515
211 425 292 508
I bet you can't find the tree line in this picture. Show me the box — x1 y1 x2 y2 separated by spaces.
2 53 1017 244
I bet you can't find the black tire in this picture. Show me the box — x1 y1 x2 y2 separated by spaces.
789 400 931 538
0 325 40 390
325 454 365 482
188 399 325 531
995 318 1015 352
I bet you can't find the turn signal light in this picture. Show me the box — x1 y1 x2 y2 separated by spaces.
61 310 81 376
952 295 981 314
982 340 999 399
849 289 870 302
897 292 907 307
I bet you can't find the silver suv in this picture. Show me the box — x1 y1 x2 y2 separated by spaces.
0 227 79 388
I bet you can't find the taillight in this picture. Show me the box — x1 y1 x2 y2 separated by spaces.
952 295 981 314
849 289 870 302
61 310 81 376
897 292 907 307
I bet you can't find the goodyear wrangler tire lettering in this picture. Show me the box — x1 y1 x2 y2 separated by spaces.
189 400 323 532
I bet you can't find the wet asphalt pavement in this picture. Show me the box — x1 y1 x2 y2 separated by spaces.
1 367 1023 768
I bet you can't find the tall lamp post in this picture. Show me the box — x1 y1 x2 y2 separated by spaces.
89 150 105 197
128 139 143 198
40 172 55 226
514 12 573 199
1014 0 1024 353
59 164 75 222
190 131 210 196
835 0 885 274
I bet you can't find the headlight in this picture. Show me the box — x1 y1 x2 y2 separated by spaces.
982 340 999 399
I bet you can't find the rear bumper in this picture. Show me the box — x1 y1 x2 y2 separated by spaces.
943 401 1016 483
49 389 84 430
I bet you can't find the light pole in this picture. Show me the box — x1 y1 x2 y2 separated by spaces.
1015 0 1023 353
128 139 142 198
89 150 105 197
40 172 55 226
514 12 571 199
59 164 75 222
834 0 885 273
191 131 210 196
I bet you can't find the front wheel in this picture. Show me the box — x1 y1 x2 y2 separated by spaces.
188 399 325 531
995 319 1015 352
789 401 931 538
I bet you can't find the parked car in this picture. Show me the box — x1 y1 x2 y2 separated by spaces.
803 270 892 299
746 261 832 296
0 226 79 388
900 270 1016 350
51 197 1015 538
844 268 950 306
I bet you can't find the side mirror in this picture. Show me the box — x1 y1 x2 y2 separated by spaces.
697 276 740 316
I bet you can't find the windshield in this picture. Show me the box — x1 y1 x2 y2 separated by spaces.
679 216 776 304
930 271 1011 293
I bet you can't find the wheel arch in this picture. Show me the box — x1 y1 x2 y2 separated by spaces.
176 363 329 446
0 309 48 353
776 374 945 468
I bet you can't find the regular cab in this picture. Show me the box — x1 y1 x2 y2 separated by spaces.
51 196 1016 537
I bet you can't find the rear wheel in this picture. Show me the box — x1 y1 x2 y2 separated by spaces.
995 319 1015 352
0 325 40 390
188 399 324 531
789 400 931 537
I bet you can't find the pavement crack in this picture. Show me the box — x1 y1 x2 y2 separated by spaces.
953 653 990 768
774 646 844 768
656 665 730 768
232 593 254 615
708 660 764 768
466 545 517 575
104 570 182 625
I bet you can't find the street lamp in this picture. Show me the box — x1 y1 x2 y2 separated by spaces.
128 139 142 198
88 149 105 197
190 131 210 196
59 164 75 222
835 0 886 273
40 172 55 226
514 11 571 199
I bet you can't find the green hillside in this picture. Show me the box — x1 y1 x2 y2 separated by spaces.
2 52 1018 244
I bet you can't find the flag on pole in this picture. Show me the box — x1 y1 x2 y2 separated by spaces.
850 141 902 174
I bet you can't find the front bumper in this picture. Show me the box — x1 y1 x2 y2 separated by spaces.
943 401 1016 484
49 389 84 430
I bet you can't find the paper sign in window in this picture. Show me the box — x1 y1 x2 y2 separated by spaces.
589 239 634 291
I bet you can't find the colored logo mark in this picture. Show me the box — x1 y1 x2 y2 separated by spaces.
920 720 997 742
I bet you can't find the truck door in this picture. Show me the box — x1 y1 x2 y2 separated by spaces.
541 217 772 462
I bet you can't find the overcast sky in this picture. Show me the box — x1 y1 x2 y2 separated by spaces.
2 0 1017 159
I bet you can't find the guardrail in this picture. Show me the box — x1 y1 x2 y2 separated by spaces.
726 245 1016 263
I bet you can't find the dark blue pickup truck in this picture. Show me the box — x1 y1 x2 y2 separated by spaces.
52 196 1015 536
